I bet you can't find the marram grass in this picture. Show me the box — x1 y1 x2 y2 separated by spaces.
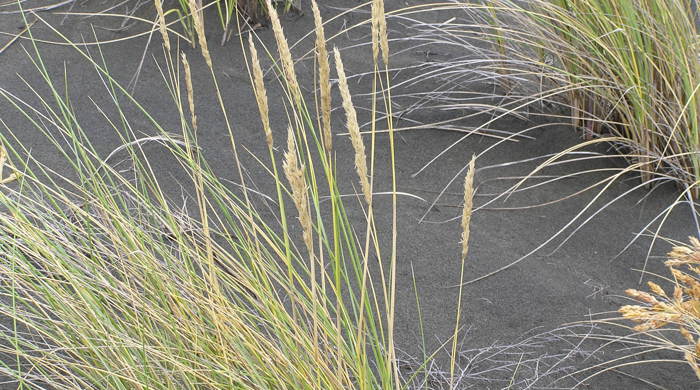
0 1 478 389
401 0 700 198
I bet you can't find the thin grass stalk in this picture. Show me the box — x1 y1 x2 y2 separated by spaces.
451 155 475 387
333 46 381 390
180 51 232 372
370 2 399 385
282 126 321 387
310 0 347 375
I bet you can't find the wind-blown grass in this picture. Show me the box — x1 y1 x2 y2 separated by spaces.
396 0 700 196
350 0 700 285
0 0 485 388
397 0 700 196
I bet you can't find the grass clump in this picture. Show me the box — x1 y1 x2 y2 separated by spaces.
0 1 483 388
402 0 700 198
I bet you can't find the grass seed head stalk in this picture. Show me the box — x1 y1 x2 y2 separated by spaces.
311 0 332 154
247 34 273 149
451 154 475 385
283 126 313 257
188 0 211 69
371 0 389 65
266 0 301 105
0 143 20 184
181 53 197 133
333 47 371 205
154 0 170 52
461 156 476 260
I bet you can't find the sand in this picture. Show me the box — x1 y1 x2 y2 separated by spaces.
0 0 698 388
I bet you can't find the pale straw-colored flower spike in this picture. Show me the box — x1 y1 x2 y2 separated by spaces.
333 47 372 205
461 155 476 260
248 34 273 149
188 0 212 69
283 127 313 255
182 53 198 132
371 0 389 64
0 144 20 184
311 0 332 153
154 0 170 52
265 0 301 104
370 0 380 63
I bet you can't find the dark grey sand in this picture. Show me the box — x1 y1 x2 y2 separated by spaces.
1 1 699 388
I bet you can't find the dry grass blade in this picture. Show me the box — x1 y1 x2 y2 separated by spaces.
333 47 371 205
0 18 36 55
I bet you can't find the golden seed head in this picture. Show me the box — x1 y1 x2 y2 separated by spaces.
674 286 684 302
0 143 20 184
690 237 700 249
283 127 313 255
181 52 197 132
460 155 476 260
248 34 273 149
154 0 171 52
188 0 211 68
333 47 371 205
647 281 667 298
669 245 695 262
312 0 332 153
680 326 695 344
371 0 389 64
625 288 658 304
265 0 301 104
685 351 700 380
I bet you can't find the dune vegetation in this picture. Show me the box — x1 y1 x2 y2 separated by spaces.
0 1 459 388
0 0 700 388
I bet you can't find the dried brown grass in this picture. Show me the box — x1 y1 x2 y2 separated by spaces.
620 237 700 379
